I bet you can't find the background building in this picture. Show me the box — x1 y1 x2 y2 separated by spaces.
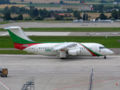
9 0 92 11
10 0 60 3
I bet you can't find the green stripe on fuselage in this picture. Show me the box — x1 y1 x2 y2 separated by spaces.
81 43 103 56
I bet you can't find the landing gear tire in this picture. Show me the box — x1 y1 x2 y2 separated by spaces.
104 56 107 59
60 58 66 59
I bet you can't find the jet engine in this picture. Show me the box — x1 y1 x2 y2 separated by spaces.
68 49 80 56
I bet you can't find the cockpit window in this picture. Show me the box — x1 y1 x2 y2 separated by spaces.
99 47 105 49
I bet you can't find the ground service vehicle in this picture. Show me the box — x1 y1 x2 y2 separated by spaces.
0 68 8 77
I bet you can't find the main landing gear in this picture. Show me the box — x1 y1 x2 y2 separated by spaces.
59 50 67 59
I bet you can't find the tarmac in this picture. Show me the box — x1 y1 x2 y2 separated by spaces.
1 31 120 36
0 55 120 90
0 22 120 28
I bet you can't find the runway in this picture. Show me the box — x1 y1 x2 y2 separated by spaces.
0 22 120 28
1 31 120 36
0 55 120 90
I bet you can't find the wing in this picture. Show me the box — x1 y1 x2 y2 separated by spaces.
53 42 77 51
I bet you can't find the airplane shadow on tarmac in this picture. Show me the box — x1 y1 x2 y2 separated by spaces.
23 55 112 61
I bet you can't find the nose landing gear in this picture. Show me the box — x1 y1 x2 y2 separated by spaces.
104 56 107 59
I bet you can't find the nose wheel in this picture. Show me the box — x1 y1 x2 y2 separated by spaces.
104 56 107 59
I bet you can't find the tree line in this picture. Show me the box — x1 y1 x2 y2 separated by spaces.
0 6 120 21
1 6 52 20
96 10 120 20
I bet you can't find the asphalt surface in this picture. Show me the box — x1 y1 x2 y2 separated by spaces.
0 55 120 90
0 22 120 28
1 31 120 36
0 48 120 55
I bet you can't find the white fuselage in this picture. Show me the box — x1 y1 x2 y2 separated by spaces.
24 42 114 57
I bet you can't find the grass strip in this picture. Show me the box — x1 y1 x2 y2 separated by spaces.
0 28 5 31
0 50 28 54
23 27 120 32
0 36 120 48
0 27 120 32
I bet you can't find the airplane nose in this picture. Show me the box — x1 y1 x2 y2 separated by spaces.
106 49 114 55
102 49 114 55
109 50 114 55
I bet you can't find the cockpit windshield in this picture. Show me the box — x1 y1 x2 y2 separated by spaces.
99 46 105 49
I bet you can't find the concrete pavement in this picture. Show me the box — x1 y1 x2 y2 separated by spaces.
1 31 120 36
0 22 120 28
0 55 120 90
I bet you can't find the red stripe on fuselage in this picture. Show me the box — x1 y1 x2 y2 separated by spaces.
84 47 97 56
80 44 97 56
14 43 39 50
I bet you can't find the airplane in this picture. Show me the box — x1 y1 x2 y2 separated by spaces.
5 26 114 59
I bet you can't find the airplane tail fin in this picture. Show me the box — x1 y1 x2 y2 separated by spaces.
5 26 35 44
5 26 37 50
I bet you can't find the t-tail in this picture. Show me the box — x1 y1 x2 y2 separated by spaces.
5 26 37 50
